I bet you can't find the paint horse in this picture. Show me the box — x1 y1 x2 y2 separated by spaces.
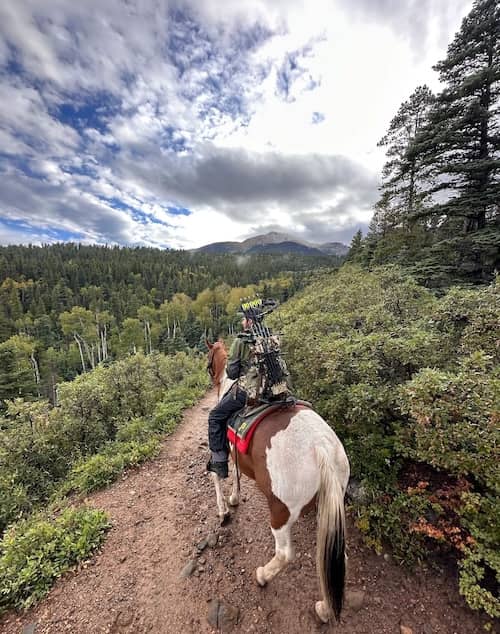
206 341 350 623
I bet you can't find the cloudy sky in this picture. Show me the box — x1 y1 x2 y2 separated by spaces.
0 0 472 249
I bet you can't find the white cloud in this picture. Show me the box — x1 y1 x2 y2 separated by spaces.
0 222 57 246
0 0 473 248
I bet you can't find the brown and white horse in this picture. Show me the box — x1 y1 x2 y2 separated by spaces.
206 341 350 623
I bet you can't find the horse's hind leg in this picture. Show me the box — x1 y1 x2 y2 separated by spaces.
256 499 296 586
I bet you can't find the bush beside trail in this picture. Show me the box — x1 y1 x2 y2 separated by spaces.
275 265 499 617
0 507 110 613
0 351 208 533
0 351 209 613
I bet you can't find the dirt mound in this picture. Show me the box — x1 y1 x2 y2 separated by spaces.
0 390 488 633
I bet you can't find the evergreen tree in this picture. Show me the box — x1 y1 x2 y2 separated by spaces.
415 0 500 232
376 85 435 232
0 336 37 404
0 242 337 394
346 229 364 263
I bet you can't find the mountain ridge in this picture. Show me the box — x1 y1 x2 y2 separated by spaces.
193 231 349 256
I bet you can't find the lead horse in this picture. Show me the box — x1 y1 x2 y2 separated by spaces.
206 341 350 623
205 338 227 399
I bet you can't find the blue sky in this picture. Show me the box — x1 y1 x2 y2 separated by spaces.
0 0 472 249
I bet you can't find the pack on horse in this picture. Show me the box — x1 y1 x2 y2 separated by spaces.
205 299 350 623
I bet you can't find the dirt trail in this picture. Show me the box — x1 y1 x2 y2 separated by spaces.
0 390 488 634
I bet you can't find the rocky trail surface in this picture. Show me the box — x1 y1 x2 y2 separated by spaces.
0 390 489 634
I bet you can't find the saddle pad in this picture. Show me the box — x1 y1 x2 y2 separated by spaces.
227 399 312 454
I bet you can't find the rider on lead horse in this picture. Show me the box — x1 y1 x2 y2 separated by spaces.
206 315 255 478
207 298 291 479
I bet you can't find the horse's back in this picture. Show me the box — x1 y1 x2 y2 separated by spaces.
248 406 349 516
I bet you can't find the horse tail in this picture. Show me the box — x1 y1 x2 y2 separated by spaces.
316 446 346 622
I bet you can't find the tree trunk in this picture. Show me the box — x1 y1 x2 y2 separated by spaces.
74 333 86 373
102 324 108 361
97 326 102 363
407 161 416 226
142 320 152 354
51 374 58 406
30 353 41 397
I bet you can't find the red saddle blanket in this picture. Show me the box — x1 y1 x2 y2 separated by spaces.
227 399 312 454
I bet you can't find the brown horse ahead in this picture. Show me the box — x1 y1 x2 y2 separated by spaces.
205 340 350 624
205 338 227 399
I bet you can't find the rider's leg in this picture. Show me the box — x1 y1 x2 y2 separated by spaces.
207 388 246 478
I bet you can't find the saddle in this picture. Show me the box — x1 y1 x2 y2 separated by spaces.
227 397 312 454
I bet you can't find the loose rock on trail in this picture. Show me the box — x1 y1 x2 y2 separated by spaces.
0 390 488 633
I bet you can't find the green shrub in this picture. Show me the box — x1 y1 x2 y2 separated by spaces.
398 354 499 490
460 544 500 619
276 265 499 615
0 507 110 612
115 417 156 443
64 453 125 494
64 438 160 494
0 402 72 532
0 350 207 616
0 351 207 530
162 379 209 407
399 358 499 617
152 401 185 433
276 266 441 485
354 490 440 563
458 493 500 618
107 439 160 468
0 475 31 534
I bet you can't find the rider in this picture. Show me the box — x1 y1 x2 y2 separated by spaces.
206 316 254 478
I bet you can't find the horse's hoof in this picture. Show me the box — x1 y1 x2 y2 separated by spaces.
256 567 267 587
314 601 330 623
228 494 239 507
220 512 231 526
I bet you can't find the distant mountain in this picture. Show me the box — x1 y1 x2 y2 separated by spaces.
240 232 296 250
318 242 350 256
193 241 241 254
194 232 348 256
246 241 325 256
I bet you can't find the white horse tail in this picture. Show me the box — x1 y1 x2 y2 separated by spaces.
316 446 346 622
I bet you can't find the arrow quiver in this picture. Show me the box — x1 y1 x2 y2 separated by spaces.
239 298 290 403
